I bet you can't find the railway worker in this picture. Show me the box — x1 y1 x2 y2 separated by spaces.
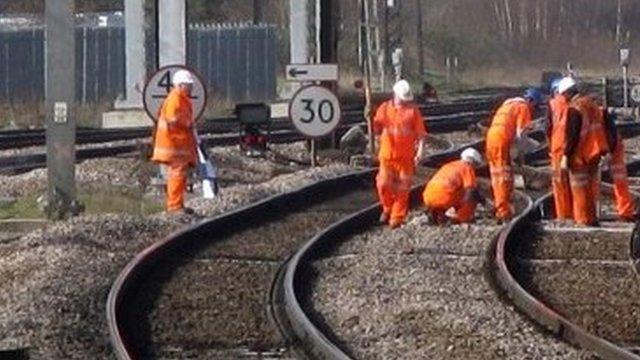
423 148 487 224
603 110 638 221
151 70 198 214
374 79 427 229
547 78 573 220
557 77 609 226
485 88 542 223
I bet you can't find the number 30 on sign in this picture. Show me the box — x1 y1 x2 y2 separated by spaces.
289 85 342 138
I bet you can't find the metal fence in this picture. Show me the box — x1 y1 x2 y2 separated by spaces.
0 23 277 104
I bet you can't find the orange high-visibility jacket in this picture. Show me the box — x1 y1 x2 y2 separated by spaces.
151 87 197 165
374 100 427 161
487 97 532 146
424 160 477 207
569 96 609 166
549 95 570 160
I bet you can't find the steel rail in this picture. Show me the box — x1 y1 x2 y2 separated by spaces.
0 109 488 175
493 190 640 360
105 120 475 359
276 137 538 359
0 98 496 150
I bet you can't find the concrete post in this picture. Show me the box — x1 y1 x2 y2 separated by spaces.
45 0 77 219
158 0 187 66
116 0 146 109
290 0 309 64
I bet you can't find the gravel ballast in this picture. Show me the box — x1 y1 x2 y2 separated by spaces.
0 162 357 359
516 222 640 348
305 210 593 359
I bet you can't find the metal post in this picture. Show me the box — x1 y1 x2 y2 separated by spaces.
158 0 187 66
623 65 629 108
116 0 147 108
416 0 424 77
603 77 609 108
316 0 322 62
253 0 263 25
45 0 77 219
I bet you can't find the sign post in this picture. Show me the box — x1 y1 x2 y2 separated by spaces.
621 48 631 108
288 85 342 166
45 0 78 219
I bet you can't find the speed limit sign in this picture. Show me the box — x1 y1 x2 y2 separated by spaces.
289 85 341 138
143 65 208 122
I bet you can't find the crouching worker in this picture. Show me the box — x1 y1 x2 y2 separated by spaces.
423 148 487 225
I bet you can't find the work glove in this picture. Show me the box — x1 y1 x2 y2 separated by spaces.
414 154 422 166
600 154 612 171
560 155 569 171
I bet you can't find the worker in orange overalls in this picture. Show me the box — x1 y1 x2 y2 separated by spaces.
558 77 609 226
374 80 427 228
423 148 488 224
151 70 198 214
485 88 542 222
603 110 638 221
547 79 573 220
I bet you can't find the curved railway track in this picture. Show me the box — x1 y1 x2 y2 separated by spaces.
106 126 477 359
107 112 640 359
494 187 640 359
494 135 640 359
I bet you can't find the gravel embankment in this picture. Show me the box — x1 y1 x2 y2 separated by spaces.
306 203 593 359
0 142 311 198
0 163 357 359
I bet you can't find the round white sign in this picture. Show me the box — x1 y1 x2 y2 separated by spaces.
289 85 341 138
143 65 207 122
630 84 640 104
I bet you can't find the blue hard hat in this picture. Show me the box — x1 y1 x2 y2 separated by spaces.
524 87 543 105
550 78 562 92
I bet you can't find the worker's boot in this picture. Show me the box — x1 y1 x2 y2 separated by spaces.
389 218 404 229
379 212 390 224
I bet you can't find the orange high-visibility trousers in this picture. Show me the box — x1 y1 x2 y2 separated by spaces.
551 157 573 220
376 159 414 225
424 193 477 223
167 162 189 211
569 162 599 225
610 141 637 220
486 141 513 220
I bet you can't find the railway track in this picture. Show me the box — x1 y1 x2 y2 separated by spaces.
107 107 640 359
0 108 488 175
494 187 640 359
106 123 478 359
493 129 640 359
0 97 495 150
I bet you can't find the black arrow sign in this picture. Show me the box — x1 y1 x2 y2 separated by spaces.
288 68 309 78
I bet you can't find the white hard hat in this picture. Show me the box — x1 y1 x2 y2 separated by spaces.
461 148 483 166
557 76 577 95
173 69 195 85
393 80 414 101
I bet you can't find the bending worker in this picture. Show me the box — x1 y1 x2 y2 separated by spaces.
547 78 573 220
557 77 609 226
485 88 542 222
151 70 197 214
423 148 487 224
374 80 427 228
603 110 637 221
